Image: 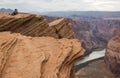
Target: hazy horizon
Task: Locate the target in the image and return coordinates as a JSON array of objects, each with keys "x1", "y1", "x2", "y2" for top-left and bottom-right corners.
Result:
[{"x1": 0, "y1": 0, "x2": 120, "y2": 12}]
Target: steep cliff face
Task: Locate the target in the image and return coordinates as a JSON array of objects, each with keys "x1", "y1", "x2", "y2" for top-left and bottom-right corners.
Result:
[
  {"x1": 69, "y1": 19, "x2": 120, "y2": 52},
  {"x1": 0, "y1": 13, "x2": 85, "y2": 78},
  {"x1": 0, "y1": 32, "x2": 84, "y2": 78},
  {"x1": 68, "y1": 19, "x2": 101, "y2": 52},
  {"x1": 105, "y1": 31, "x2": 120, "y2": 74},
  {"x1": 92, "y1": 20, "x2": 120, "y2": 41},
  {"x1": 0, "y1": 13, "x2": 74, "y2": 39}
]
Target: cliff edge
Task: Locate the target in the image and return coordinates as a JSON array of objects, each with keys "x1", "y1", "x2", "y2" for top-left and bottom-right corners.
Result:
[
  {"x1": 0, "y1": 13, "x2": 74, "y2": 39},
  {"x1": 0, "y1": 13, "x2": 84, "y2": 78}
]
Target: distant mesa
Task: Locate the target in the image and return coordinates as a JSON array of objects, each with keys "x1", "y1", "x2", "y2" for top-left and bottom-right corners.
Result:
[{"x1": 0, "y1": 8, "x2": 13, "y2": 13}]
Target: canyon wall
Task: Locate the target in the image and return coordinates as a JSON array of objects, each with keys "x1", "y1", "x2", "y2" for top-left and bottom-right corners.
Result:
[{"x1": 105, "y1": 31, "x2": 120, "y2": 74}]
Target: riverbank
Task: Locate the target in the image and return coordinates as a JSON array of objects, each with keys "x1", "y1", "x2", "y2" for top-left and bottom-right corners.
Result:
[
  {"x1": 75, "y1": 57, "x2": 104, "y2": 72},
  {"x1": 75, "y1": 49, "x2": 106, "y2": 65}
]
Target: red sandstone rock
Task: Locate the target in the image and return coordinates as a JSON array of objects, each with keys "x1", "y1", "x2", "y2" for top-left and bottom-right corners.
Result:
[
  {"x1": 0, "y1": 32, "x2": 84, "y2": 78},
  {"x1": 0, "y1": 13, "x2": 85, "y2": 78},
  {"x1": 49, "y1": 18, "x2": 74, "y2": 38},
  {"x1": 45, "y1": 16, "x2": 120, "y2": 52},
  {"x1": 105, "y1": 30, "x2": 120, "y2": 74},
  {"x1": 0, "y1": 13, "x2": 74, "y2": 39}
]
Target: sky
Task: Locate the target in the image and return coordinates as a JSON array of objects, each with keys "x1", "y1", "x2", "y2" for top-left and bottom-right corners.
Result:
[{"x1": 0, "y1": 0, "x2": 120, "y2": 12}]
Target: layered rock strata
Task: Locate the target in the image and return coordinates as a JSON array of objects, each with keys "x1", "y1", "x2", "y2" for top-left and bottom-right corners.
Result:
[
  {"x1": 0, "y1": 13, "x2": 74, "y2": 39},
  {"x1": 49, "y1": 18, "x2": 74, "y2": 38},
  {"x1": 0, "y1": 32, "x2": 84, "y2": 78},
  {"x1": 0, "y1": 13, "x2": 84, "y2": 78},
  {"x1": 44, "y1": 16, "x2": 120, "y2": 52},
  {"x1": 105, "y1": 31, "x2": 120, "y2": 74}
]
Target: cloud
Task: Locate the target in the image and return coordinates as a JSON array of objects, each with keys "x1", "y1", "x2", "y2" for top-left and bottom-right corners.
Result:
[{"x1": 0, "y1": 0, "x2": 120, "y2": 12}]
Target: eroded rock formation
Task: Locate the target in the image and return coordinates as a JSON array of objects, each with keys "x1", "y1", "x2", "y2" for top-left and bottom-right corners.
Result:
[
  {"x1": 49, "y1": 18, "x2": 74, "y2": 38},
  {"x1": 0, "y1": 13, "x2": 74, "y2": 39},
  {"x1": 0, "y1": 32, "x2": 84, "y2": 78},
  {"x1": 0, "y1": 13, "x2": 85, "y2": 78},
  {"x1": 105, "y1": 30, "x2": 120, "y2": 74},
  {"x1": 44, "y1": 16, "x2": 120, "y2": 53}
]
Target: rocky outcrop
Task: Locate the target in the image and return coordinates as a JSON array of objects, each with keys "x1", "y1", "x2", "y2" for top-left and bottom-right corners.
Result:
[
  {"x1": 44, "y1": 16, "x2": 120, "y2": 53},
  {"x1": 44, "y1": 16, "x2": 108, "y2": 52},
  {"x1": 0, "y1": 32, "x2": 84, "y2": 78},
  {"x1": 0, "y1": 13, "x2": 85, "y2": 78},
  {"x1": 49, "y1": 18, "x2": 74, "y2": 38},
  {"x1": 0, "y1": 13, "x2": 74, "y2": 39},
  {"x1": 105, "y1": 30, "x2": 120, "y2": 74}
]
